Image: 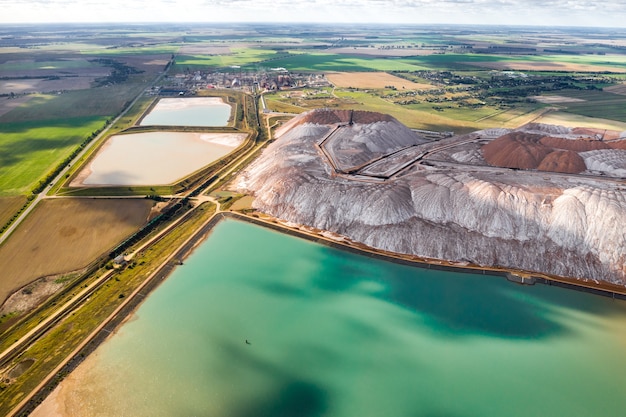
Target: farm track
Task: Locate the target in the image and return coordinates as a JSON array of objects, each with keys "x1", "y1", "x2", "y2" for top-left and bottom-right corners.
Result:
[{"x1": 0, "y1": 269, "x2": 115, "y2": 370}]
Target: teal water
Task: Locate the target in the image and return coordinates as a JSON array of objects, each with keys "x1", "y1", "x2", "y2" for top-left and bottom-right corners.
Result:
[{"x1": 60, "y1": 220, "x2": 626, "y2": 416}]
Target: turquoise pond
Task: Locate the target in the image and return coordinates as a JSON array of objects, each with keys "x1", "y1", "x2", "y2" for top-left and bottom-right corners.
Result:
[{"x1": 51, "y1": 219, "x2": 626, "y2": 416}]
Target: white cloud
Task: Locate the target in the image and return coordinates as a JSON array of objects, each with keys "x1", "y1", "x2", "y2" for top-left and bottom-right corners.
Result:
[{"x1": 0, "y1": 0, "x2": 624, "y2": 26}]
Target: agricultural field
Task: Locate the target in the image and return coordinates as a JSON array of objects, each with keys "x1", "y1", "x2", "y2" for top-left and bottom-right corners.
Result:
[
  {"x1": 260, "y1": 52, "x2": 424, "y2": 72},
  {"x1": 399, "y1": 53, "x2": 626, "y2": 72},
  {"x1": 173, "y1": 47, "x2": 281, "y2": 71},
  {"x1": 533, "y1": 110, "x2": 626, "y2": 132},
  {"x1": 326, "y1": 72, "x2": 433, "y2": 89},
  {"x1": 605, "y1": 83, "x2": 626, "y2": 95},
  {"x1": 173, "y1": 48, "x2": 431, "y2": 72},
  {"x1": 0, "y1": 198, "x2": 153, "y2": 305},
  {"x1": 0, "y1": 85, "x2": 146, "y2": 124},
  {"x1": 542, "y1": 90, "x2": 626, "y2": 122},
  {"x1": 265, "y1": 86, "x2": 545, "y2": 133},
  {"x1": 0, "y1": 63, "x2": 157, "y2": 197},
  {"x1": 0, "y1": 117, "x2": 106, "y2": 195},
  {"x1": 264, "y1": 98, "x2": 308, "y2": 114},
  {"x1": 0, "y1": 77, "x2": 94, "y2": 95},
  {"x1": 0, "y1": 58, "x2": 105, "y2": 78},
  {"x1": 338, "y1": 89, "x2": 521, "y2": 132},
  {"x1": 0, "y1": 196, "x2": 26, "y2": 229}
]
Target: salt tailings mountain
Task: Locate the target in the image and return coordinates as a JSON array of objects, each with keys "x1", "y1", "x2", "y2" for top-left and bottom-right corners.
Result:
[{"x1": 236, "y1": 109, "x2": 626, "y2": 287}]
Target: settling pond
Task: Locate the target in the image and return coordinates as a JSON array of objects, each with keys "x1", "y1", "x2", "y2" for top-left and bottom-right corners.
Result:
[
  {"x1": 140, "y1": 97, "x2": 231, "y2": 127},
  {"x1": 73, "y1": 132, "x2": 246, "y2": 186},
  {"x1": 35, "y1": 219, "x2": 626, "y2": 417}
]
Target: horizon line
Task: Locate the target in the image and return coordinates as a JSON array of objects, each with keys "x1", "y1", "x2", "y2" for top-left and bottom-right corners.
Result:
[{"x1": 1, "y1": 21, "x2": 626, "y2": 30}]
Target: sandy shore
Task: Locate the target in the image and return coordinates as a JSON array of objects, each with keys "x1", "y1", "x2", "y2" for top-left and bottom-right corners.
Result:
[
  {"x1": 30, "y1": 386, "x2": 63, "y2": 417},
  {"x1": 68, "y1": 137, "x2": 115, "y2": 187},
  {"x1": 31, "y1": 354, "x2": 103, "y2": 417}
]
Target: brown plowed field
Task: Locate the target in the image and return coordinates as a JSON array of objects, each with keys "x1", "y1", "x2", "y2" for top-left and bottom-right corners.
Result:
[
  {"x1": 0, "y1": 198, "x2": 152, "y2": 305},
  {"x1": 327, "y1": 72, "x2": 433, "y2": 90},
  {"x1": 469, "y1": 61, "x2": 626, "y2": 73},
  {"x1": 0, "y1": 196, "x2": 26, "y2": 229},
  {"x1": 0, "y1": 77, "x2": 95, "y2": 95},
  {"x1": 605, "y1": 84, "x2": 626, "y2": 96}
]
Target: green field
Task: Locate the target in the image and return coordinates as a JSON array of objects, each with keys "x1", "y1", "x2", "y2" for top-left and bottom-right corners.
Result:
[
  {"x1": 173, "y1": 48, "x2": 280, "y2": 70},
  {"x1": 262, "y1": 52, "x2": 425, "y2": 72},
  {"x1": 0, "y1": 58, "x2": 99, "y2": 72},
  {"x1": 0, "y1": 84, "x2": 145, "y2": 123},
  {"x1": 80, "y1": 45, "x2": 180, "y2": 56},
  {"x1": 176, "y1": 49, "x2": 430, "y2": 72},
  {"x1": 399, "y1": 53, "x2": 516, "y2": 70},
  {"x1": 331, "y1": 90, "x2": 489, "y2": 132},
  {"x1": 265, "y1": 98, "x2": 308, "y2": 114},
  {"x1": 547, "y1": 90, "x2": 626, "y2": 122},
  {"x1": 267, "y1": 86, "x2": 546, "y2": 133},
  {"x1": 0, "y1": 117, "x2": 106, "y2": 195},
  {"x1": 260, "y1": 52, "x2": 626, "y2": 72},
  {"x1": 534, "y1": 54, "x2": 626, "y2": 68},
  {"x1": 0, "y1": 83, "x2": 151, "y2": 196},
  {"x1": 178, "y1": 49, "x2": 626, "y2": 73},
  {"x1": 397, "y1": 53, "x2": 626, "y2": 71}
]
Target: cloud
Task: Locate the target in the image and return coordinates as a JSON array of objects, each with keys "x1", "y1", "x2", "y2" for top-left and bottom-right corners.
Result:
[{"x1": 0, "y1": 0, "x2": 624, "y2": 26}]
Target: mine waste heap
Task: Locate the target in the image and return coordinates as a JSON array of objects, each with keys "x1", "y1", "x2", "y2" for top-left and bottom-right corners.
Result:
[{"x1": 236, "y1": 108, "x2": 626, "y2": 288}]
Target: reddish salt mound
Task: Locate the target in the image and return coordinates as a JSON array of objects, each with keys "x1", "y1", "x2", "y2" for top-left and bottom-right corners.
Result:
[
  {"x1": 294, "y1": 109, "x2": 352, "y2": 125},
  {"x1": 537, "y1": 150, "x2": 586, "y2": 174},
  {"x1": 292, "y1": 108, "x2": 394, "y2": 126},
  {"x1": 482, "y1": 132, "x2": 551, "y2": 169},
  {"x1": 352, "y1": 111, "x2": 395, "y2": 124},
  {"x1": 539, "y1": 136, "x2": 610, "y2": 152},
  {"x1": 572, "y1": 127, "x2": 623, "y2": 140},
  {"x1": 607, "y1": 139, "x2": 626, "y2": 150}
]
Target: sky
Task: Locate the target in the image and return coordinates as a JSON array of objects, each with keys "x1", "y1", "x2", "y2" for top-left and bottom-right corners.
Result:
[{"x1": 1, "y1": 0, "x2": 625, "y2": 27}]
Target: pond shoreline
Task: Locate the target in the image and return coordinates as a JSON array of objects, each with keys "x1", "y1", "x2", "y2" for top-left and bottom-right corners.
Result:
[{"x1": 16, "y1": 210, "x2": 626, "y2": 416}]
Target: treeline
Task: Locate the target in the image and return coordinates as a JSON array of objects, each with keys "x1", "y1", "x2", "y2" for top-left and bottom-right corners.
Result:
[
  {"x1": 30, "y1": 94, "x2": 139, "y2": 195},
  {"x1": 0, "y1": 195, "x2": 35, "y2": 235},
  {"x1": 30, "y1": 121, "x2": 110, "y2": 194},
  {"x1": 91, "y1": 59, "x2": 143, "y2": 87},
  {"x1": 2, "y1": 109, "x2": 122, "y2": 235},
  {"x1": 1, "y1": 118, "x2": 115, "y2": 236},
  {"x1": 109, "y1": 198, "x2": 192, "y2": 259}
]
